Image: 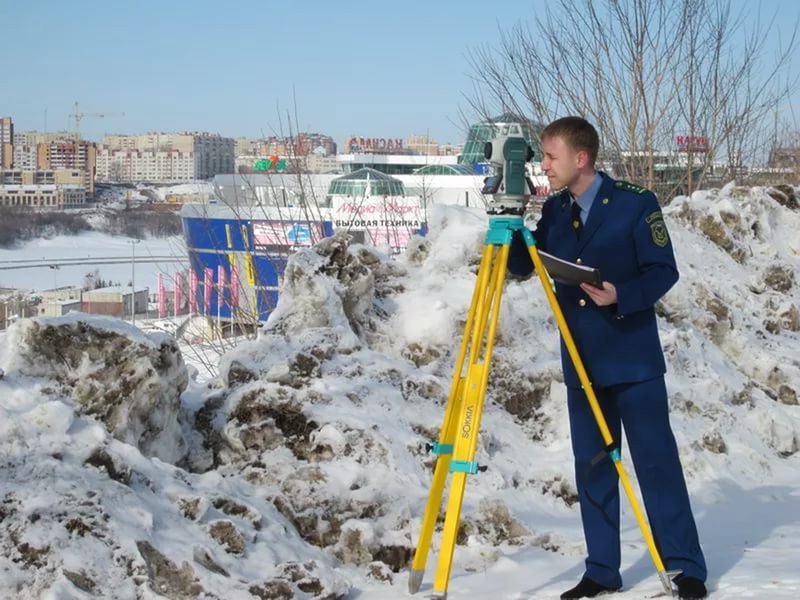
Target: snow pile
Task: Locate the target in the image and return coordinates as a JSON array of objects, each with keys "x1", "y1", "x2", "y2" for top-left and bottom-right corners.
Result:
[
  {"x1": 206, "y1": 228, "x2": 560, "y2": 565},
  {"x1": 0, "y1": 316, "x2": 350, "y2": 599},
  {"x1": 660, "y1": 185, "x2": 800, "y2": 461},
  {"x1": 0, "y1": 315, "x2": 191, "y2": 464}
]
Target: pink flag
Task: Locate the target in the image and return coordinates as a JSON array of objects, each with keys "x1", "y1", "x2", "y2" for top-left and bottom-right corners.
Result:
[
  {"x1": 204, "y1": 267, "x2": 213, "y2": 314},
  {"x1": 189, "y1": 270, "x2": 198, "y2": 313},
  {"x1": 230, "y1": 265, "x2": 239, "y2": 308},
  {"x1": 173, "y1": 271, "x2": 183, "y2": 316},
  {"x1": 157, "y1": 272, "x2": 166, "y2": 318},
  {"x1": 217, "y1": 265, "x2": 226, "y2": 313}
]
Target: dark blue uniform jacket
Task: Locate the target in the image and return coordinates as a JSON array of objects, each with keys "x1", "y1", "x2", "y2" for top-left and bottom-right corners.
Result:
[{"x1": 508, "y1": 172, "x2": 678, "y2": 388}]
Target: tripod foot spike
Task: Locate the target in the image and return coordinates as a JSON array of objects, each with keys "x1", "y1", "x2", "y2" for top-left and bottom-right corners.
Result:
[
  {"x1": 658, "y1": 569, "x2": 681, "y2": 597},
  {"x1": 408, "y1": 569, "x2": 425, "y2": 594}
]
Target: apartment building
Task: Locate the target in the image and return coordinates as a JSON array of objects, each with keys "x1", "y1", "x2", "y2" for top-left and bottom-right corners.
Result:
[
  {"x1": 0, "y1": 117, "x2": 13, "y2": 169},
  {"x1": 235, "y1": 137, "x2": 259, "y2": 157},
  {"x1": 407, "y1": 134, "x2": 464, "y2": 157},
  {"x1": 96, "y1": 148, "x2": 195, "y2": 182},
  {"x1": 37, "y1": 140, "x2": 97, "y2": 196},
  {"x1": 9, "y1": 131, "x2": 81, "y2": 171},
  {"x1": 13, "y1": 145, "x2": 38, "y2": 169},
  {"x1": 236, "y1": 134, "x2": 337, "y2": 158},
  {"x1": 100, "y1": 132, "x2": 234, "y2": 180},
  {"x1": 13, "y1": 131, "x2": 78, "y2": 146},
  {"x1": 305, "y1": 153, "x2": 340, "y2": 173}
]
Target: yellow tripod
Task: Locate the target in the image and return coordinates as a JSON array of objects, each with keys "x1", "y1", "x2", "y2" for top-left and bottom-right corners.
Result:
[{"x1": 408, "y1": 216, "x2": 675, "y2": 598}]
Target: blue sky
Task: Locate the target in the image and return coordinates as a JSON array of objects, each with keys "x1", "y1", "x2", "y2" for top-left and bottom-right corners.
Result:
[{"x1": 1, "y1": 0, "x2": 797, "y2": 146}]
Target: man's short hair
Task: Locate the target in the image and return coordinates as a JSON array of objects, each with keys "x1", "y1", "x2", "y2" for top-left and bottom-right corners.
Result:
[{"x1": 541, "y1": 116, "x2": 599, "y2": 165}]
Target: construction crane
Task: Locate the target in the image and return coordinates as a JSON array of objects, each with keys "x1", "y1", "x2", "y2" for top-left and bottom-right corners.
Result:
[{"x1": 69, "y1": 101, "x2": 125, "y2": 138}]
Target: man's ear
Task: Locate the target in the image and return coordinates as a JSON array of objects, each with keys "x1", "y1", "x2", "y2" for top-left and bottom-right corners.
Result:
[{"x1": 575, "y1": 149, "x2": 590, "y2": 169}]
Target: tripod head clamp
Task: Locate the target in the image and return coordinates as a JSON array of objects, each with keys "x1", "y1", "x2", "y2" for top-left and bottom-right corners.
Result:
[{"x1": 481, "y1": 123, "x2": 536, "y2": 216}]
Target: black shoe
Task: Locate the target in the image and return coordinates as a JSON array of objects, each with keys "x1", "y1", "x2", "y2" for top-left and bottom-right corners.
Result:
[
  {"x1": 560, "y1": 577, "x2": 621, "y2": 599},
  {"x1": 675, "y1": 576, "x2": 707, "y2": 599}
]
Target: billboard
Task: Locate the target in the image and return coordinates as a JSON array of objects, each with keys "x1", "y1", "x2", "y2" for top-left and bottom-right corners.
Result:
[
  {"x1": 252, "y1": 221, "x2": 326, "y2": 248},
  {"x1": 675, "y1": 135, "x2": 709, "y2": 153},
  {"x1": 331, "y1": 196, "x2": 425, "y2": 251},
  {"x1": 346, "y1": 136, "x2": 404, "y2": 153},
  {"x1": 253, "y1": 156, "x2": 287, "y2": 171}
]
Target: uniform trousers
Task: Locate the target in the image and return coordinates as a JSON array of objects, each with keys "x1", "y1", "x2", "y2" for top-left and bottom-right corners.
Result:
[{"x1": 567, "y1": 376, "x2": 707, "y2": 588}]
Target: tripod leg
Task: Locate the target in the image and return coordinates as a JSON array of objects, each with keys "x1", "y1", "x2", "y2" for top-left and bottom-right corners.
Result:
[
  {"x1": 432, "y1": 245, "x2": 511, "y2": 599},
  {"x1": 409, "y1": 245, "x2": 496, "y2": 594},
  {"x1": 525, "y1": 242, "x2": 673, "y2": 596}
]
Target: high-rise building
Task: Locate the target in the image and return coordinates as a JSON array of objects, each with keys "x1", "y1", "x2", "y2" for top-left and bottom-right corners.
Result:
[
  {"x1": 235, "y1": 137, "x2": 259, "y2": 157},
  {"x1": 12, "y1": 145, "x2": 38, "y2": 170},
  {"x1": 239, "y1": 133, "x2": 337, "y2": 158},
  {"x1": 96, "y1": 148, "x2": 195, "y2": 182},
  {"x1": 13, "y1": 131, "x2": 78, "y2": 146},
  {"x1": 294, "y1": 133, "x2": 337, "y2": 157},
  {"x1": 0, "y1": 117, "x2": 13, "y2": 169},
  {"x1": 37, "y1": 140, "x2": 97, "y2": 196},
  {"x1": 407, "y1": 134, "x2": 439, "y2": 155},
  {"x1": 101, "y1": 132, "x2": 234, "y2": 179}
]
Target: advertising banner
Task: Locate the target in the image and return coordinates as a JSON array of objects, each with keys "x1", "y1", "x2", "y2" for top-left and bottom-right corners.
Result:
[{"x1": 331, "y1": 196, "x2": 425, "y2": 251}]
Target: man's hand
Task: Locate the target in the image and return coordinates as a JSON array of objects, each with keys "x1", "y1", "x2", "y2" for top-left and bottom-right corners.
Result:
[{"x1": 580, "y1": 281, "x2": 617, "y2": 306}]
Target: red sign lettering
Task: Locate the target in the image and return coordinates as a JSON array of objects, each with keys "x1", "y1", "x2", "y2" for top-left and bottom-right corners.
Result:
[
  {"x1": 346, "y1": 136, "x2": 404, "y2": 153},
  {"x1": 675, "y1": 135, "x2": 709, "y2": 152}
]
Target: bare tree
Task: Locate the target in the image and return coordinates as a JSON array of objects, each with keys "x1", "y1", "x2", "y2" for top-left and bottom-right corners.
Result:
[{"x1": 467, "y1": 0, "x2": 797, "y2": 199}]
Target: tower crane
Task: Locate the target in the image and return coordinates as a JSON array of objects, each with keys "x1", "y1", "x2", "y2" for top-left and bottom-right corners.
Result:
[{"x1": 69, "y1": 101, "x2": 125, "y2": 138}]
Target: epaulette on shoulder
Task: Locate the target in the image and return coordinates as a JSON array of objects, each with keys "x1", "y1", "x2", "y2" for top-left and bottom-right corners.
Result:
[{"x1": 614, "y1": 180, "x2": 650, "y2": 195}]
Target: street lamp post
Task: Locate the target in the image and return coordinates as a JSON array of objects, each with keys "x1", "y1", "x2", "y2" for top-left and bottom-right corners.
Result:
[
  {"x1": 128, "y1": 239, "x2": 140, "y2": 326},
  {"x1": 48, "y1": 264, "x2": 60, "y2": 289}
]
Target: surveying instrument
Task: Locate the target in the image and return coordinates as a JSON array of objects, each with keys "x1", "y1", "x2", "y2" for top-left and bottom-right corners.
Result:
[{"x1": 407, "y1": 125, "x2": 678, "y2": 598}]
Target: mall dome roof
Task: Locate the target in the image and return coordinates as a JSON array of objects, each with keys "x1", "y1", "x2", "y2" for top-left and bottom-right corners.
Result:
[
  {"x1": 328, "y1": 167, "x2": 405, "y2": 197},
  {"x1": 414, "y1": 164, "x2": 475, "y2": 176},
  {"x1": 331, "y1": 167, "x2": 402, "y2": 182}
]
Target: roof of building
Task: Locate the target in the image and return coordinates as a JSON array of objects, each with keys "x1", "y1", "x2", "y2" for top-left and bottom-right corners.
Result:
[
  {"x1": 84, "y1": 286, "x2": 148, "y2": 295},
  {"x1": 414, "y1": 164, "x2": 475, "y2": 176},
  {"x1": 330, "y1": 167, "x2": 402, "y2": 183},
  {"x1": 328, "y1": 167, "x2": 406, "y2": 197}
]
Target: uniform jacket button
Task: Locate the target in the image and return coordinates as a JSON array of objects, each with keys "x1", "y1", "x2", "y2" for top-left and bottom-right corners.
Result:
[
  {"x1": 579, "y1": 298, "x2": 587, "y2": 307},
  {"x1": 576, "y1": 258, "x2": 582, "y2": 264}
]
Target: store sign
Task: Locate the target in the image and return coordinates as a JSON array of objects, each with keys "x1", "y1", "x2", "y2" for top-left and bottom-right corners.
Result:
[
  {"x1": 331, "y1": 197, "x2": 425, "y2": 251},
  {"x1": 254, "y1": 156, "x2": 287, "y2": 171},
  {"x1": 337, "y1": 201, "x2": 418, "y2": 215},
  {"x1": 675, "y1": 135, "x2": 709, "y2": 153},
  {"x1": 347, "y1": 136, "x2": 404, "y2": 153}
]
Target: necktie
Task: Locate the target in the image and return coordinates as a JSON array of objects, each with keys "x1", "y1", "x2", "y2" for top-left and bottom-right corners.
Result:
[{"x1": 571, "y1": 201, "x2": 583, "y2": 238}]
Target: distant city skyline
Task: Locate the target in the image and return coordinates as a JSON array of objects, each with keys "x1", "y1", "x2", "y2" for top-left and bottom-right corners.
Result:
[{"x1": 1, "y1": 0, "x2": 797, "y2": 146}]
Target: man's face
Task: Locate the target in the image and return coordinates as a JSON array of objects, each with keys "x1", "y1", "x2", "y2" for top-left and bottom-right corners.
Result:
[{"x1": 540, "y1": 135, "x2": 585, "y2": 191}]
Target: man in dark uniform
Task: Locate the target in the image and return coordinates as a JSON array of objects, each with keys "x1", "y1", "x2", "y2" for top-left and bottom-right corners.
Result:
[{"x1": 507, "y1": 117, "x2": 707, "y2": 599}]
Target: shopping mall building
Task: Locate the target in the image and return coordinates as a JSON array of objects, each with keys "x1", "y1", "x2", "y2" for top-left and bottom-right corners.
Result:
[{"x1": 181, "y1": 114, "x2": 547, "y2": 330}]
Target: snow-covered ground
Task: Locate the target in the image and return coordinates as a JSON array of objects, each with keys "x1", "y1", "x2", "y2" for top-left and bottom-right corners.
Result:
[
  {"x1": 0, "y1": 232, "x2": 187, "y2": 292},
  {"x1": 0, "y1": 183, "x2": 798, "y2": 599}
]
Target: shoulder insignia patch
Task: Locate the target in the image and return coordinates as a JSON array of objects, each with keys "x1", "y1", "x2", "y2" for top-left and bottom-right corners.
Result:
[
  {"x1": 650, "y1": 218, "x2": 669, "y2": 247},
  {"x1": 614, "y1": 180, "x2": 648, "y2": 195},
  {"x1": 645, "y1": 210, "x2": 663, "y2": 224}
]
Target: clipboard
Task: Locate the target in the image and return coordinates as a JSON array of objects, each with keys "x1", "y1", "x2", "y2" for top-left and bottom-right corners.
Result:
[{"x1": 538, "y1": 250, "x2": 603, "y2": 288}]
